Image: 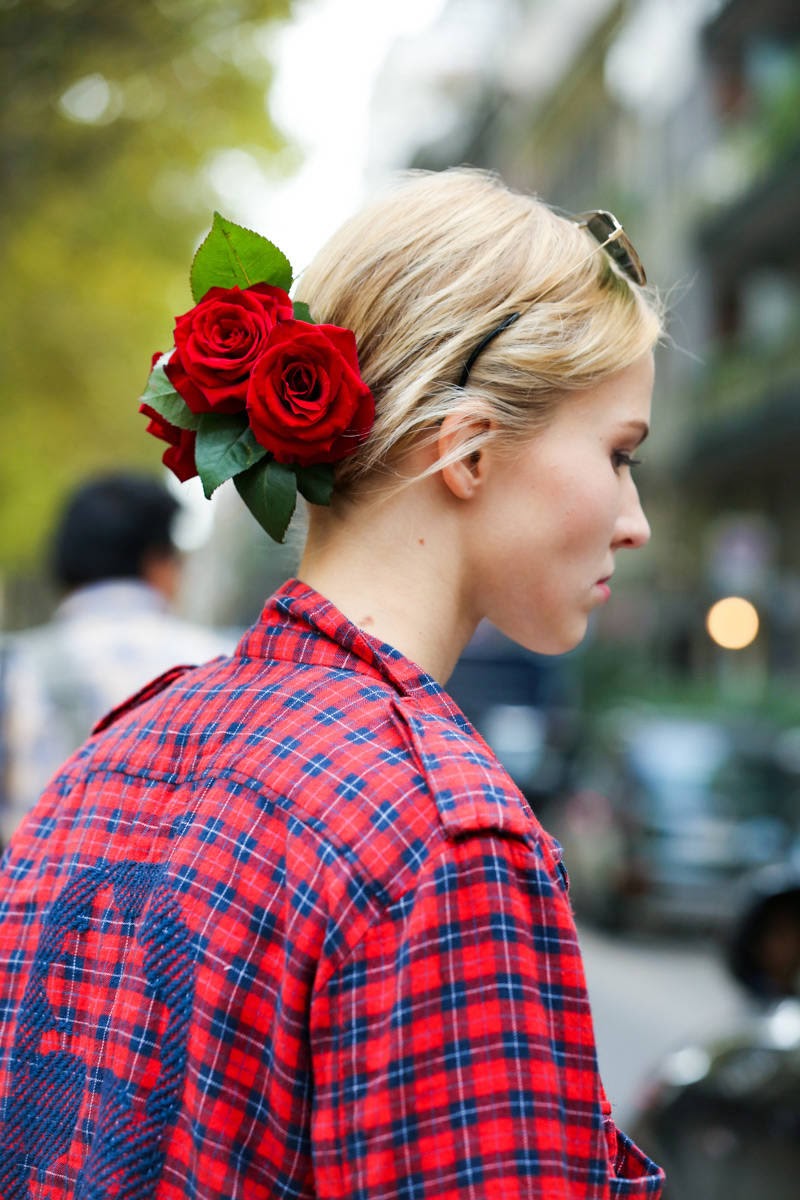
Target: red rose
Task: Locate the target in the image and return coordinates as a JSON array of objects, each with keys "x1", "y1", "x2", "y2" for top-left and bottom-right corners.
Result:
[
  {"x1": 166, "y1": 283, "x2": 294, "y2": 415},
  {"x1": 140, "y1": 403, "x2": 198, "y2": 483},
  {"x1": 246, "y1": 321, "x2": 375, "y2": 466}
]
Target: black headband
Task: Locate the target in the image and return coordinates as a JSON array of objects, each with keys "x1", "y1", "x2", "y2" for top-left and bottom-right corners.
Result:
[{"x1": 458, "y1": 312, "x2": 521, "y2": 388}]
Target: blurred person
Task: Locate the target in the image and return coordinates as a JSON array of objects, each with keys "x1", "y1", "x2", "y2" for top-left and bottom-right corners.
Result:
[
  {"x1": 0, "y1": 171, "x2": 665, "y2": 1197},
  {"x1": 0, "y1": 472, "x2": 231, "y2": 844}
]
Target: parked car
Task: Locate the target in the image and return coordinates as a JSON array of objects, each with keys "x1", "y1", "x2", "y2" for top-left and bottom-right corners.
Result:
[
  {"x1": 549, "y1": 711, "x2": 800, "y2": 931},
  {"x1": 628, "y1": 867, "x2": 800, "y2": 1199}
]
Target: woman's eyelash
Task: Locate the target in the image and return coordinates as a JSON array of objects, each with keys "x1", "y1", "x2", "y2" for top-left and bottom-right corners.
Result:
[{"x1": 613, "y1": 451, "x2": 643, "y2": 469}]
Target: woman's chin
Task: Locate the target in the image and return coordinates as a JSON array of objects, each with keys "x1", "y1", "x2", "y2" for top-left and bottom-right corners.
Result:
[{"x1": 502, "y1": 617, "x2": 588, "y2": 658}]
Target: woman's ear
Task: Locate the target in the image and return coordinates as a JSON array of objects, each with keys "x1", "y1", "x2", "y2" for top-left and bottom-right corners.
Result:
[{"x1": 437, "y1": 408, "x2": 494, "y2": 500}]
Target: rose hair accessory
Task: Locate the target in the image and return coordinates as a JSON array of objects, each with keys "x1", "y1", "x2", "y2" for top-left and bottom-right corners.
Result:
[{"x1": 139, "y1": 214, "x2": 375, "y2": 542}]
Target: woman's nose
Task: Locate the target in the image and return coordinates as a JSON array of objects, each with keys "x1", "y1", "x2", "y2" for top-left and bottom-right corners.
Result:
[{"x1": 613, "y1": 483, "x2": 651, "y2": 550}]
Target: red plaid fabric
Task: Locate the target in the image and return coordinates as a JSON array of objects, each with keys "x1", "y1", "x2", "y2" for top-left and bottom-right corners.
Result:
[{"x1": 0, "y1": 579, "x2": 663, "y2": 1198}]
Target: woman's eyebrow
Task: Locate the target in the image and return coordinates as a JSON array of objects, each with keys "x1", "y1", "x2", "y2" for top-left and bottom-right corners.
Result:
[{"x1": 619, "y1": 419, "x2": 650, "y2": 445}]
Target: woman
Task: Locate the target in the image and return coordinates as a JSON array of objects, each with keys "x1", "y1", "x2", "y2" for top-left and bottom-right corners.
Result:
[{"x1": 0, "y1": 169, "x2": 664, "y2": 1197}]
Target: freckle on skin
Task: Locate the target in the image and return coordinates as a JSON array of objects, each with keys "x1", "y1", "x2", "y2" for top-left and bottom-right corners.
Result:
[
  {"x1": 360, "y1": 615, "x2": 374, "y2": 627},
  {"x1": 418, "y1": 538, "x2": 425, "y2": 546}
]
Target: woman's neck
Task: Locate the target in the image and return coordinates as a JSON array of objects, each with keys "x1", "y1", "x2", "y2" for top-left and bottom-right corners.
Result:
[{"x1": 297, "y1": 483, "x2": 477, "y2": 685}]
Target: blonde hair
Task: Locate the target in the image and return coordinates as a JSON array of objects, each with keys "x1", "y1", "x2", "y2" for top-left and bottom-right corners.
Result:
[{"x1": 295, "y1": 168, "x2": 663, "y2": 493}]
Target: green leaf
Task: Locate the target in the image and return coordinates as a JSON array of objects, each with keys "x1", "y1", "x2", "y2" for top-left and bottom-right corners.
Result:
[
  {"x1": 295, "y1": 462, "x2": 335, "y2": 506},
  {"x1": 292, "y1": 300, "x2": 315, "y2": 324},
  {"x1": 139, "y1": 363, "x2": 200, "y2": 430},
  {"x1": 194, "y1": 413, "x2": 266, "y2": 498},
  {"x1": 190, "y1": 212, "x2": 293, "y2": 302},
  {"x1": 234, "y1": 458, "x2": 297, "y2": 543}
]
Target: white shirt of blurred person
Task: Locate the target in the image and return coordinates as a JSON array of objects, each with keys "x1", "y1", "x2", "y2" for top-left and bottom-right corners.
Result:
[{"x1": 0, "y1": 473, "x2": 232, "y2": 847}]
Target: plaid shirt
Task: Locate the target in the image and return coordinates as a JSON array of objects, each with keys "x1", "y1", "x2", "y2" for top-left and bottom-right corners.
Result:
[{"x1": 0, "y1": 579, "x2": 663, "y2": 1198}]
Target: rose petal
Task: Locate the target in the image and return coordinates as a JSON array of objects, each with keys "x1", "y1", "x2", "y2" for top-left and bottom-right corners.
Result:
[
  {"x1": 171, "y1": 283, "x2": 293, "y2": 411},
  {"x1": 246, "y1": 322, "x2": 373, "y2": 467},
  {"x1": 140, "y1": 403, "x2": 198, "y2": 482}
]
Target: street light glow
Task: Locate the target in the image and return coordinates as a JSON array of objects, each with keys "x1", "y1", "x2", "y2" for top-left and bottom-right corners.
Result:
[{"x1": 706, "y1": 596, "x2": 759, "y2": 650}]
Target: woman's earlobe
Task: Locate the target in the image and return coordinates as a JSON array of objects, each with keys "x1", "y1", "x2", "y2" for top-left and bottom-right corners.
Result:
[
  {"x1": 441, "y1": 453, "x2": 482, "y2": 500},
  {"x1": 437, "y1": 410, "x2": 491, "y2": 500}
]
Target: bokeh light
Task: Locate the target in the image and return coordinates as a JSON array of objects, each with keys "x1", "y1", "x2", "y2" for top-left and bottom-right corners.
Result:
[{"x1": 705, "y1": 597, "x2": 760, "y2": 650}]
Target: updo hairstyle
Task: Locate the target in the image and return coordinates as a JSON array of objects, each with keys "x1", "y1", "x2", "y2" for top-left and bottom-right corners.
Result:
[{"x1": 295, "y1": 168, "x2": 663, "y2": 494}]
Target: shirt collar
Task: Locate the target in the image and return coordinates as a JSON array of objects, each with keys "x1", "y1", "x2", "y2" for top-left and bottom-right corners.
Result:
[{"x1": 235, "y1": 578, "x2": 468, "y2": 724}]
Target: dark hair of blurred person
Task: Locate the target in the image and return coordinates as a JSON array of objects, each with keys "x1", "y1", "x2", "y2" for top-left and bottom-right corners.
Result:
[{"x1": 51, "y1": 471, "x2": 182, "y2": 600}]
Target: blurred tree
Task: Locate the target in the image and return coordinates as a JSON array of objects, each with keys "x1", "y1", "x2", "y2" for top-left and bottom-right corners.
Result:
[{"x1": 0, "y1": 0, "x2": 296, "y2": 569}]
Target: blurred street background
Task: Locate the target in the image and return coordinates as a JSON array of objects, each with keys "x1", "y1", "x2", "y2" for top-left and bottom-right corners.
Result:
[{"x1": 2, "y1": 2, "x2": 800, "y2": 1195}]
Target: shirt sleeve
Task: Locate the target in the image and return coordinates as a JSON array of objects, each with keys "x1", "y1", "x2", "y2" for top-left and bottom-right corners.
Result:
[{"x1": 309, "y1": 830, "x2": 642, "y2": 1200}]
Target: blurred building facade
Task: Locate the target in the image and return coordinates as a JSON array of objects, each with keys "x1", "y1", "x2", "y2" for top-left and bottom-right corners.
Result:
[
  {"x1": 689, "y1": 0, "x2": 800, "y2": 686},
  {"x1": 369, "y1": 0, "x2": 800, "y2": 709}
]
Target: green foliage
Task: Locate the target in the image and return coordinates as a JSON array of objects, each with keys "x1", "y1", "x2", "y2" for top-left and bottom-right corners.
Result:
[
  {"x1": 195, "y1": 414, "x2": 266, "y2": 499},
  {"x1": 191, "y1": 213, "x2": 293, "y2": 301},
  {"x1": 234, "y1": 458, "x2": 297, "y2": 543},
  {"x1": 0, "y1": 0, "x2": 295, "y2": 569},
  {"x1": 295, "y1": 463, "x2": 335, "y2": 505},
  {"x1": 139, "y1": 364, "x2": 201, "y2": 429},
  {"x1": 292, "y1": 300, "x2": 315, "y2": 324}
]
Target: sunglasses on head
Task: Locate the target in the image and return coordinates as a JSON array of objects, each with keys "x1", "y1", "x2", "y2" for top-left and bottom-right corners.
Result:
[{"x1": 574, "y1": 209, "x2": 647, "y2": 286}]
